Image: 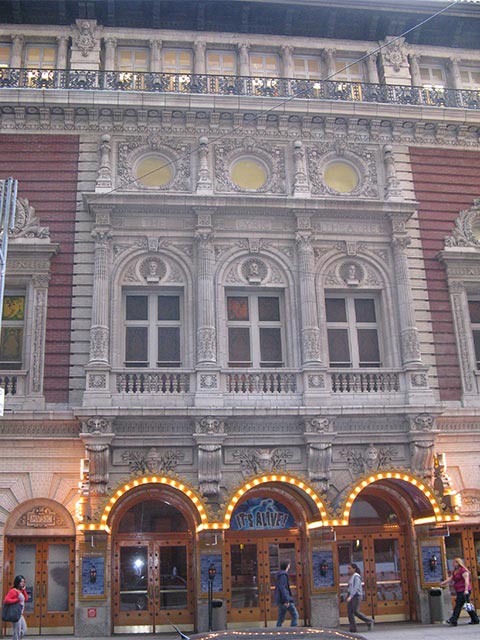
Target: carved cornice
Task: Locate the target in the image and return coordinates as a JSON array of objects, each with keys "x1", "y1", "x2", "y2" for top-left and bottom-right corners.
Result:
[{"x1": 1, "y1": 106, "x2": 479, "y2": 148}]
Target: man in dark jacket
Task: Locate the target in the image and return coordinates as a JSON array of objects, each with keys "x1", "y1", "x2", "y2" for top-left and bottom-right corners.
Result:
[{"x1": 274, "y1": 561, "x2": 299, "y2": 627}]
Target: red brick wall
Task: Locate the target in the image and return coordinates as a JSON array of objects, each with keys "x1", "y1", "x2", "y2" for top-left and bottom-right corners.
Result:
[
  {"x1": 0, "y1": 134, "x2": 79, "y2": 403},
  {"x1": 410, "y1": 147, "x2": 480, "y2": 401}
]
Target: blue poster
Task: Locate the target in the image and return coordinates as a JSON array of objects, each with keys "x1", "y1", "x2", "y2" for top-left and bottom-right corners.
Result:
[
  {"x1": 421, "y1": 545, "x2": 444, "y2": 584},
  {"x1": 230, "y1": 498, "x2": 295, "y2": 530},
  {"x1": 81, "y1": 556, "x2": 105, "y2": 597},
  {"x1": 200, "y1": 554, "x2": 223, "y2": 593},
  {"x1": 312, "y1": 550, "x2": 335, "y2": 588}
]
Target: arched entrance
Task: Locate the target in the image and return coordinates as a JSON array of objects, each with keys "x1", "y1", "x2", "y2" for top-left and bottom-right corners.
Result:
[
  {"x1": 224, "y1": 478, "x2": 326, "y2": 628},
  {"x1": 337, "y1": 474, "x2": 443, "y2": 624},
  {"x1": 3, "y1": 499, "x2": 76, "y2": 635},
  {"x1": 109, "y1": 483, "x2": 200, "y2": 634}
]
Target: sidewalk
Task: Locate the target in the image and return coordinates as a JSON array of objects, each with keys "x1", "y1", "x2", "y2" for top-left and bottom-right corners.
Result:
[{"x1": 18, "y1": 622, "x2": 480, "y2": 640}]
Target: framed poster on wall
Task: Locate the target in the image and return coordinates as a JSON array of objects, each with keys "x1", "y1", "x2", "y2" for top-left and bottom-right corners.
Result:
[
  {"x1": 81, "y1": 556, "x2": 106, "y2": 598},
  {"x1": 312, "y1": 545, "x2": 335, "y2": 589},
  {"x1": 419, "y1": 541, "x2": 446, "y2": 587}
]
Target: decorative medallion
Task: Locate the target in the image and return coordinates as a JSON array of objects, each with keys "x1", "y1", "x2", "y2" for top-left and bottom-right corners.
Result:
[
  {"x1": 241, "y1": 258, "x2": 268, "y2": 283},
  {"x1": 444, "y1": 198, "x2": 480, "y2": 248},
  {"x1": 139, "y1": 257, "x2": 167, "y2": 283},
  {"x1": 340, "y1": 261, "x2": 364, "y2": 286}
]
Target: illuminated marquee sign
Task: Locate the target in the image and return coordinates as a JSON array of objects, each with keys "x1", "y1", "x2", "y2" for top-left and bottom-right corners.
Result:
[{"x1": 230, "y1": 498, "x2": 295, "y2": 530}]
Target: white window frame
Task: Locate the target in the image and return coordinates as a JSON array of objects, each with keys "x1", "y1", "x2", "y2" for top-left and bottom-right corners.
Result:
[
  {"x1": 0, "y1": 288, "x2": 27, "y2": 371},
  {"x1": 206, "y1": 49, "x2": 237, "y2": 75},
  {"x1": 325, "y1": 293, "x2": 383, "y2": 368},
  {"x1": 0, "y1": 43, "x2": 11, "y2": 68},
  {"x1": 249, "y1": 52, "x2": 280, "y2": 77},
  {"x1": 293, "y1": 54, "x2": 322, "y2": 80},
  {"x1": 459, "y1": 65, "x2": 480, "y2": 90},
  {"x1": 162, "y1": 48, "x2": 193, "y2": 73},
  {"x1": 334, "y1": 56, "x2": 365, "y2": 82},
  {"x1": 468, "y1": 296, "x2": 480, "y2": 369},
  {"x1": 419, "y1": 62, "x2": 447, "y2": 88},
  {"x1": 117, "y1": 46, "x2": 150, "y2": 72},
  {"x1": 24, "y1": 43, "x2": 57, "y2": 69},
  {"x1": 123, "y1": 290, "x2": 184, "y2": 369},
  {"x1": 226, "y1": 291, "x2": 285, "y2": 368}
]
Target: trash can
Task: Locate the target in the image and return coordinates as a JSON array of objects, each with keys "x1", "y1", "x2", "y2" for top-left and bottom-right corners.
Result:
[
  {"x1": 429, "y1": 588, "x2": 445, "y2": 623},
  {"x1": 211, "y1": 599, "x2": 224, "y2": 631}
]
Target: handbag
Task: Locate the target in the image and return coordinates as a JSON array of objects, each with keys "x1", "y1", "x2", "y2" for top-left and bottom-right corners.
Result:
[
  {"x1": 463, "y1": 596, "x2": 475, "y2": 613},
  {"x1": 1, "y1": 602, "x2": 22, "y2": 623}
]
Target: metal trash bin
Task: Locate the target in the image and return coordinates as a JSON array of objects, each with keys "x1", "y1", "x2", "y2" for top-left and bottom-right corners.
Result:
[
  {"x1": 429, "y1": 588, "x2": 445, "y2": 623},
  {"x1": 211, "y1": 599, "x2": 224, "y2": 631}
]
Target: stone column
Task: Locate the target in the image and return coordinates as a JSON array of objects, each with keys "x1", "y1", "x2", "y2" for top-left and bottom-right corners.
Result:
[
  {"x1": 89, "y1": 226, "x2": 112, "y2": 365},
  {"x1": 280, "y1": 45, "x2": 294, "y2": 78},
  {"x1": 193, "y1": 41, "x2": 206, "y2": 75},
  {"x1": 408, "y1": 53, "x2": 422, "y2": 87},
  {"x1": 447, "y1": 58, "x2": 461, "y2": 90},
  {"x1": 238, "y1": 43, "x2": 250, "y2": 76},
  {"x1": 195, "y1": 213, "x2": 216, "y2": 366},
  {"x1": 447, "y1": 280, "x2": 477, "y2": 399},
  {"x1": 104, "y1": 37, "x2": 117, "y2": 70},
  {"x1": 150, "y1": 39, "x2": 162, "y2": 72},
  {"x1": 324, "y1": 49, "x2": 336, "y2": 78},
  {"x1": 391, "y1": 234, "x2": 422, "y2": 367},
  {"x1": 56, "y1": 35, "x2": 69, "y2": 69},
  {"x1": 366, "y1": 53, "x2": 379, "y2": 84},
  {"x1": 10, "y1": 35, "x2": 24, "y2": 68},
  {"x1": 295, "y1": 221, "x2": 322, "y2": 366},
  {"x1": 28, "y1": 273, "x2": 50, "y2": 402}
]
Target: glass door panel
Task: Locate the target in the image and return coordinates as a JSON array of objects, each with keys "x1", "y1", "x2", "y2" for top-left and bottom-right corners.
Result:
[
  {"x1": 159, "y1": 545, "x2": 188, "y2": 610},
  {"x1": 230, "y1": 543, "x2": 260, "y2": 619},
  {"x1": 373, "y1": 539, "x2": 403, "y2": 602},
  {"x1": 266, "y1": 542, "x2": 299, "y2": 625},
  {"x1": 14, "y1": 543, "x2": 37, "y2": 616},
  {"x1": 338, "y1": 539, "x2": 366, "y2": 620},
  {"x1": 47, "y1": 544, "x2": 69, "y2": 612},
  {"x1": 119, "y1": 546, "x2": 150, "y2": 613}
]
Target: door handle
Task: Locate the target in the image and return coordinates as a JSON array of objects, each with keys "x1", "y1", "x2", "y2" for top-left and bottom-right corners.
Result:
[
  {"x1": 155, "y1": 585, "x2": 160, "y2": 599},
  {"x1": 42, "y1": 582, "x2": 46, "y2": 597},
  {"x1": 36, "y1": 582, "x2": 40, "y2": 598}
]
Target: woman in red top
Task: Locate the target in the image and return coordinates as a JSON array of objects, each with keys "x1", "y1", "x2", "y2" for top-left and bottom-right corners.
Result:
[
  {"x1": 4, "y1": 575, "x2": 28, "y2": 640},
  {"x1": 441, "y1": 557, "x2": 479, "y2": 626}
]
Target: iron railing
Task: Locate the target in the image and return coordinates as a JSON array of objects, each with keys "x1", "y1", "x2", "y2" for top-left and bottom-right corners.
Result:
[{"x1": 0, "y1": 68, "x2": 479, "y2": 110}]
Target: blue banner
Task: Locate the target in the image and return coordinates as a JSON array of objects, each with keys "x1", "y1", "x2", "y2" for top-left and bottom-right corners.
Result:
[{"x1": 230, "y1": 498, "x2": 295, "y2": 530}]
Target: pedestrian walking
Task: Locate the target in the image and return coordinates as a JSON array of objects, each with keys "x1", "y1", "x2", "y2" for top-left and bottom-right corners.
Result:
[
  {"x1": 345, "y1": 563, "x2": 374, "y2": 633},
  {"x1": 3, "y1": 575, "x2": 28, "y2": 640},
  {"x1": 441, "y1": 557, "x2": 479, "y2": 626},
  {"x1": 274, "y1": 560, "x2": 299, "y2": 627}
]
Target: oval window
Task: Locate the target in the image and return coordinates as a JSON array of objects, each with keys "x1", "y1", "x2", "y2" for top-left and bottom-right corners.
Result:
[
  {"x1": 231, "y1": 158, "x2": 267, "y2": 190},
  {"x1": 324, "y1": 161, "x2": 359, "y2": 194},
  {"x1": 135, "y1": 155, "x2": 173, "y2": 188}
]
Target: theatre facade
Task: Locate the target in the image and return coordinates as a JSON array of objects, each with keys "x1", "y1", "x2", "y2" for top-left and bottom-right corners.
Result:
[{"x1": 0, "y1": 0, "x2": 480, "y2": 635}]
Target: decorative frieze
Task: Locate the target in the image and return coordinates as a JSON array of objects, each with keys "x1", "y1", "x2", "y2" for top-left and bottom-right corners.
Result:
[
  {"x1": 339, "y1": 443, "x2": 397, "y2": 475},
  {"x1": 233, "y1": 448, "x2": 293, "y2": 477},
  {"x1": 121, "y1": 448, "x2": 184, "y2": 475}
]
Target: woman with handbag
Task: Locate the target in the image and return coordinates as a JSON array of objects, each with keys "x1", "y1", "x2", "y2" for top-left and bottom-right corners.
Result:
[
  {"x1": 3, "y1": 575, "x2": 28, "y2": 640},
  {"x1": 441, "y1": 557, "x2": 479, "y2": 626}
]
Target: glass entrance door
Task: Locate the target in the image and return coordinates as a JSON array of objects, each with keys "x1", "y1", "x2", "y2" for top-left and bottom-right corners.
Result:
[
  {"x1": 5, "y1": 537, "x2": 74, "y2": 635},
  {"x1": 338, "y1": 532, "x2": 409, "y2": 622},
  {"x1": 113, "y1": 537, "x2": 192, "y2": 634},
  {"x1": 226, "y1": 535, "x2": 304, "y2": 627}
]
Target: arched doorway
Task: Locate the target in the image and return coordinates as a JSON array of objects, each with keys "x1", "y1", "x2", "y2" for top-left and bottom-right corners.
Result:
[
  {"x1": 224, "y1": 480, "x2": 323, "y2": 628},
  {"x1": 336, "y1": 472, "x2": 444, "y2": 624},
  {"x1": 3, "y1": 499, "x2": 76, "y2": 635},
  {"x1": 110, "y1": 485, "x2": 199, "y2": 634}
]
